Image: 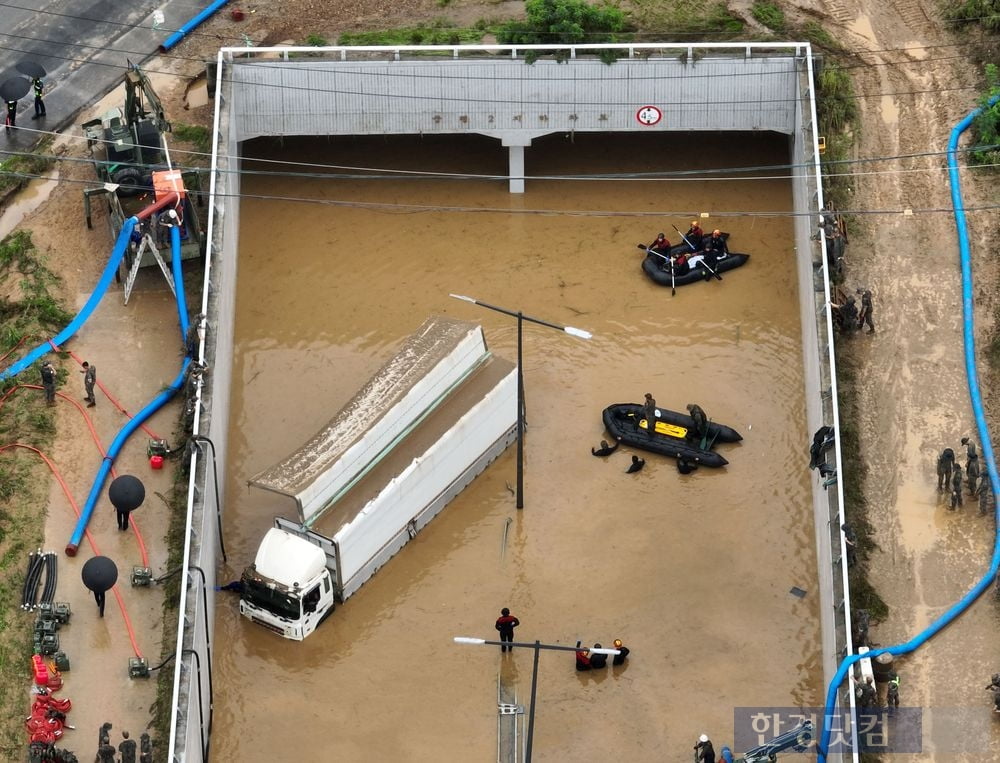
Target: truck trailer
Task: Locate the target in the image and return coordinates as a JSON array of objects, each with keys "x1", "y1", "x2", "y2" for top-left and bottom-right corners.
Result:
[{"x1": 239, "y1": 316, "x2": 518, "y2": 640}]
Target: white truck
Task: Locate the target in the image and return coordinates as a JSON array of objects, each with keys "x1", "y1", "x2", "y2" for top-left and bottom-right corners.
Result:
[{"x1": 239, "y1": 317, "x2": 518, "y2": 640}]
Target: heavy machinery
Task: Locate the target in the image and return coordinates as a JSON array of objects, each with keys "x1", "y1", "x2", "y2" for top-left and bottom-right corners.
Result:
[{"x1": 81, "y1": 60, "x2": 204, "y2": 284}]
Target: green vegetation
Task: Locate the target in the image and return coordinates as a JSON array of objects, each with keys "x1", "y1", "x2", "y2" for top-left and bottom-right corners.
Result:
[
  {"x1": 798, "y1": 21, "x2": 844, "y2": 52},
  {"x1": 751, "y1": 0, "x2": 785, "y2": 32},
  {"x1": 496, "y1": 0, "x2": 631, "y2": 63},
  {"x1": 0, "y1": 230, "x2": 68, "y2": 760},
  {"x1": 943, "y1": 0, "x2": 1000, "y2": 32},
  {"x1": 172, "y1": 123, "x2": 212, "y2": 156},
  {"x1": 816, "y1": 65, "x2": 859, "y2": 209},
  {"x1": 338, "y1": 20, "x2": 485, "y2": 46},
  {"x1": 304, "y1": 33, "x2": 329, "y2": 47},
  {"x1": 835, "y1": 348, "x2": 889, "y2": 623},
  {"x1": 0, "y1": 139, "x2": 55, "y2": 197},
  {"x1": 628, "y1": 0, "x2": 743, "y2": 39},
  {"x1": 967, "y1": 64, "x2": 1000, "y2": 169}
]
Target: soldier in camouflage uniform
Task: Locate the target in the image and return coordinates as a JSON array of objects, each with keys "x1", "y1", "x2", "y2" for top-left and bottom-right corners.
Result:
[
  {"x1": 951, "y1": 465, "x2": 964, "y2": 510},
  {"x1": 967, "y1": 453, "x2": 980, "y2": 495},
  {"x1": 937, "y1": 448, "x2": 955, "y2": 491},
  {"x1": 857, "y1": 289, "x2": 875, "y2": 333},
  {"x1": 978, "y1": 476, "x2": 995, "y2": 516}
]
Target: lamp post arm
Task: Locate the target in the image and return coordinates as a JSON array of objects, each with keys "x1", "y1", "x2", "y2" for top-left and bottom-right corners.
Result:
[{"x1": 453, "y1": 636, "x2": 619, "y2": 655}]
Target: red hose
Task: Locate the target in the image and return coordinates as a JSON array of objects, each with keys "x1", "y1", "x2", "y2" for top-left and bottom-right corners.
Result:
[{"x1": 0, "y1": 335, "x2": 28, "y2": 366}]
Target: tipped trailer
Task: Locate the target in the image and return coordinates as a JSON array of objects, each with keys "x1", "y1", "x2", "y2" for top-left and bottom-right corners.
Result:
[{"x1": 239, "y1": 317, "x2": 518, "y2": 640}]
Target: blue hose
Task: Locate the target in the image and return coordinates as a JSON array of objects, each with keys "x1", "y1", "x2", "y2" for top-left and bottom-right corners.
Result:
[
  {"x1": 170, "y1": 224, "x2": 190, "y2": 339},
  {"x1": 1, "y1": 218, "x2": 138, "y2": 381},
  {"x1": 817, "y1": 96, "x2": 1000, "y2": 760},
  {"x1": 160, "y1": 0, "x2": 231, "y2": 53},
  {"x1": 66, "y1": 217, "x2": 193, "y2": 554}
]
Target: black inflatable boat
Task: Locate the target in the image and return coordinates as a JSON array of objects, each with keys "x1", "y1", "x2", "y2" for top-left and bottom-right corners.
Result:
[
  {"x1": 601, "y1": 403, "x2": 742, "y2": 468},
  {"x1": 641, "y1": 250, "x2": 750, "y2": 287}
]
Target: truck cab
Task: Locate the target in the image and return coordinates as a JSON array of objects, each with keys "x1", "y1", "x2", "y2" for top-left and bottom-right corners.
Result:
[{"x1": 239, "y1": 528, "x2": 335, "y2": 641}]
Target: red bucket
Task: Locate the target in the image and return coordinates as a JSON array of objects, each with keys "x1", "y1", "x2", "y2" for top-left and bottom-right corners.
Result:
[{"x1": 149, "y1": 455, "x2": 165, "y2": 470}]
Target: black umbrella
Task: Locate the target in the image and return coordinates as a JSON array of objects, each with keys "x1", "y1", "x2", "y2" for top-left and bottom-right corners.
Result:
[
  {"x1": 108, "y1": 474, "x2": 145, "y2": 512},
  {"x1": 0, "y1": 77, "x2": 30, "y2": 102},
  {"x1": 15, "y1": 60, "x2": 46, "y2": 80},
  {"x1": 82, "y1": 556, "x2": 119, "y2": 593}
]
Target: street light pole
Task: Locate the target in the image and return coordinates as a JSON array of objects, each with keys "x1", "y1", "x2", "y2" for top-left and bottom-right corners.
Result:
[
  {"x1": 449, "y1": 294, "x2": 592, "y2": 510},
  {"x1": 454, "y1": 636, "x2": 620, "y2": 763},
  {"x1": 516, "y1": 311, "x2": 524, "y2": 508}
]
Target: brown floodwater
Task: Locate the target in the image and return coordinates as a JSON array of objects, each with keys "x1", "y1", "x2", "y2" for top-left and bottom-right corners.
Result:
[{"x1": 211, "y1": 132, "x2": 822, "y2": 761}]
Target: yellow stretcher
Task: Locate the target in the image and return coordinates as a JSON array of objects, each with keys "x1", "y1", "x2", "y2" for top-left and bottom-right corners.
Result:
[{"x1": 638, "y1": 418, "x2": 688, "y2": 438}]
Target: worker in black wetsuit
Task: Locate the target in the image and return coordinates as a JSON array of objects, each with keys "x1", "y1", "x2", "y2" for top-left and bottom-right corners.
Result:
[
  {"x1": 612, "y1": 639, "x2": 630, "y2": 665},
  {"x1": 643, "y1": 393, "x2": 657, "y2": 437},
  {"x1": 588, "y1": 643, "x2": 608, "y2": 669}
]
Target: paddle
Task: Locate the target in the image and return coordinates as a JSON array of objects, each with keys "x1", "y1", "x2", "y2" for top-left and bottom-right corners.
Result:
[
  {"x1": 636, "y1": 243, "x2": 676, "y2": 296},
  {"x1": 673, "y1": 224, "x2": 722, "y2": 282}
]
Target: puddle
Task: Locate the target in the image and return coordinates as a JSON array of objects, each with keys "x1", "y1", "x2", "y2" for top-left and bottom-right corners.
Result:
[
  {"x1": 0, "y1": 170, "x2": 59, "y2": 239},
  {"x1": 184, "y1": 75, "x2": 209, "y2": 109}
]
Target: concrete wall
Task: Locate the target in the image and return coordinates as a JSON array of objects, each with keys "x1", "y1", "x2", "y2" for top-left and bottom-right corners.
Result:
[
  {"x1": 790, "y1": 55, "x2": 858, "y2": 763},
  {"x1": 229, "y1": 43, "x2": 806, "y2": 143},
  {"x1": 167, "y1": 50, "x2": 242, "y2": 763}
]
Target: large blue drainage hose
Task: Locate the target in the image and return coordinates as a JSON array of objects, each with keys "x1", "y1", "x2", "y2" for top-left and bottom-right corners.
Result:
[
  {"x1": 66, "y1": 221, "x2": 193, "y2": 555},
  {"x1": 160, "y1": 0, "x2": 231, "y2": 53},
  {"x1": 0, "y1": 218, "x2": 138, "y2": 381},
  {"x1": 817, "y1": 96, "x2": 1000, "y2": 760}
]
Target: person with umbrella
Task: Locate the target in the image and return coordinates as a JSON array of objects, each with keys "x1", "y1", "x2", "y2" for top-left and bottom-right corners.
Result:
[
  {"x1": 0, "y1": 75, "x2": 31, "y2": 133},
  {"x1": 16, "y1": 61, "x2": 47, "y2": 120}
]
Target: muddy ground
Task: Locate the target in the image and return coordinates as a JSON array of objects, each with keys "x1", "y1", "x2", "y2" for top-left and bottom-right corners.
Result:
[{"x1": 2, "y1": 0, "x2": 999, "y2": 759}]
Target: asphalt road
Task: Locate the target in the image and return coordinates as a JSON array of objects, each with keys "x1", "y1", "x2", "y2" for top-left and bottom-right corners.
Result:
[{"x1": 0, "y1": 0, "x2": 210, "y2": 149}]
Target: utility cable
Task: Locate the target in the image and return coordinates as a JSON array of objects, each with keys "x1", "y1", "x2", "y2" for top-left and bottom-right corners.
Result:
[{"x1": 0, "y1": 159, "x2": 996, "y2": 220}]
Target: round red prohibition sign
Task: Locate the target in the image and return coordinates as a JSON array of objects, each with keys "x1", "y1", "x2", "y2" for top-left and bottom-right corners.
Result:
[{"x1": 636, "y1": 105, "x2": 662, "y2": 126}]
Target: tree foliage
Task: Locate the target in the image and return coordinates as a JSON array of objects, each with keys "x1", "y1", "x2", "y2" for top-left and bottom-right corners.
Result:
[
  {"x1": 970, "y1": 63, "x2": 1000, "y2": 168},
  {"x1": 497, "y1": 0, "x2": 630, "y2": 62}
]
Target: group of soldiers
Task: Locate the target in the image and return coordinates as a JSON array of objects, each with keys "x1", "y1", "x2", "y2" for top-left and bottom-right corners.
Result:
[
  {"x1": 95, "y1": 723, "x2": 151, "y2": 763},
  {"x1": 936, "y1": 437, "x2": 993, "y2": 513},
  {"x1": 832, "y1": 288, "x2": 875, "y2": 334}
]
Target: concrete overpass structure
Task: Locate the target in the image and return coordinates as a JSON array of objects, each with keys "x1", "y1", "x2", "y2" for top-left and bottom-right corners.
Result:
[{"x1": 167, "y1": 43, "x2": 858, "y2": 763}]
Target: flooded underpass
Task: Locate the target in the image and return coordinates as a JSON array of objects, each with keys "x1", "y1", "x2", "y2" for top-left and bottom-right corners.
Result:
[{"x1": 210, "y1": 132, "x2": 823, "y2": 761}]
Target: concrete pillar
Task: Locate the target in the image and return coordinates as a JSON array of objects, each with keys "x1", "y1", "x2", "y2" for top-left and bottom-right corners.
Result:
[
  {"x1": 502, "y1": 136, "x2": 533, "y2": 194},
  {"x1": 508, "y1": 145, "x2": 525, "y2": 194}
]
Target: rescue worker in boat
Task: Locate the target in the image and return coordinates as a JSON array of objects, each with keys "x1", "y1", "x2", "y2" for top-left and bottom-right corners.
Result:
[
  {"x1": 642, "y1": 393, "x2": 657, "y2": 437},
  {"x1": 591, "y1": 439, "x2": 619, "y2": 457},
  {"x1": 686, "y1": 403, "x2": 708, "y2": 444},
  {"x1": 650, "y1": 232, "x2": 671, "y2": 255},
  {"x1": 684, "y1": 220, "x2": 704, "y2": 250},
  {"x1": 706, "y1": 229, "x2": 728, "y2": 256},
  {"x1": 588, "y1": 643, "x2": 609, "y2": 669},
  {"x1": 671, "y1": 249, "x2": 691, "y2": 276}
]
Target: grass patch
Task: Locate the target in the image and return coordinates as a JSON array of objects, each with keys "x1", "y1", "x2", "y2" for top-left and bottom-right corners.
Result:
[
  {"x1": 0, "y1": 139, "x2": 55, "y2": 198},
  {"x1": 0, "y1": 230, "x2": 67, "y2": 759},
  {"x1": 338, "y1": 21, "x2": 485, "y2": 46},
  {"x1": 629, "y1": 0, "x2": 744, "y2": 39},
  {"x1": 751, "y1": 0, "x2": 786, "y2": 32},
  {"x1": 172, "y1": 123, "x2": 212, "y2": 155},
  {"x1": 836, "y1": 335, "x2": 890, "y2": 626},
  {"x1": 304, "y1": 33, "x2": 329, "y2": 46}
]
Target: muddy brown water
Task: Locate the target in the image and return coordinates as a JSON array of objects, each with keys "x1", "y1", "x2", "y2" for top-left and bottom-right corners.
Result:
[{"x1": 211, "y1": 133, "x2": 822, "y2": 761}]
